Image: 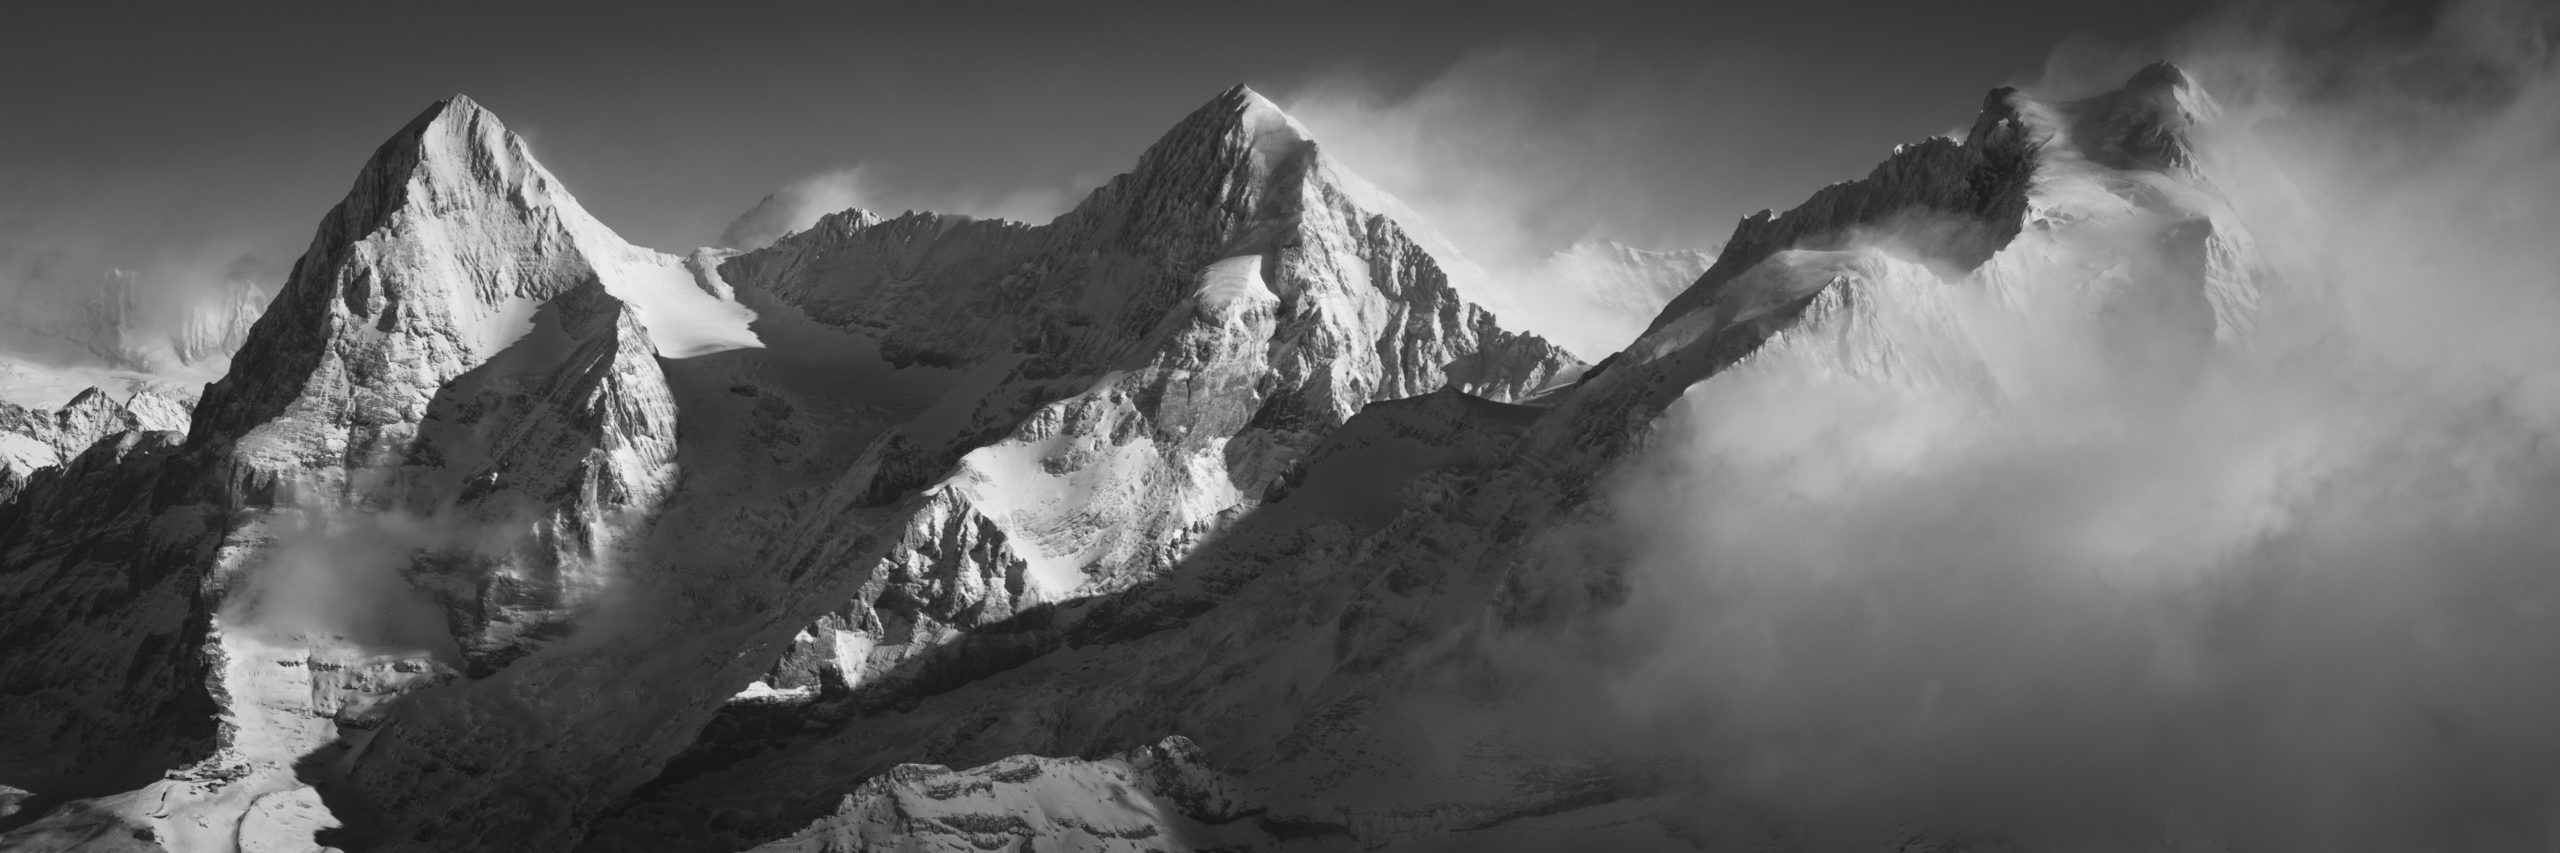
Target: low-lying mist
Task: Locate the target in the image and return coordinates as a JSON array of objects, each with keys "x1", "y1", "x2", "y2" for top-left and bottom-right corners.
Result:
[
  {"x1": 1579, "y1": 1, "x2": 2560, "y2": 849},
  {"x1": 221, "y1": 509, "x2": 467, "y2": 667}
]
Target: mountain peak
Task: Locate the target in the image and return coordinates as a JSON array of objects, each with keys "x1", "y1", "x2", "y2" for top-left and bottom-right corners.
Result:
[
  {"x1": 1117, "y1": 83, "x2": 1547, "y2": 332},
  {"x1": 405, "y1": 93, "x2": 493, "y2": 130},
  {"x1": 2051, "y1": 60, "x2": 2216, "y2": 173},
  {"x1": 190, "y1": 90, "x2": 638, "y2": 451},
  {"x1": 1147, "y1": 83, "x2": 1316, "y2": 173},
  {"x1": 1220, "y1": 82, "x2": 1270, "y2": 105},
  {"x1": 2124, "y1": 61, "x2": 2194, "y2": 95},
  {"x1": 1223, "y1": 83, "x2": 1293, "y2": 125},
  {"x1": 385, "y1": 93, "x2": 513, "y2": 162},
  {"x1": 316, "y1": 94, "x2": 556, "y2": 251}
]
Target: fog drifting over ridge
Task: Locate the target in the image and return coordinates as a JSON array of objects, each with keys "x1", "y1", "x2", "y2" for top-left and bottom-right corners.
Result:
[
  {"x1": 717, "y1": 165, "x2": 1093, "y2": 251},
  {"x1": 1582, "y1": 0, "x2": 2560, "y2": 848}
]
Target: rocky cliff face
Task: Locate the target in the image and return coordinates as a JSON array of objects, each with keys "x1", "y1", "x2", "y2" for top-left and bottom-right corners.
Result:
[{"x1": 0, "y1": 85, "x2": 1573, "y2": 853}]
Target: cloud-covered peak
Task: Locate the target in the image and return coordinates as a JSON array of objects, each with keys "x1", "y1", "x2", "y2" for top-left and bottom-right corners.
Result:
[{"x1": 2002, "y1": 61, "x2": 2218, "y2": 174}]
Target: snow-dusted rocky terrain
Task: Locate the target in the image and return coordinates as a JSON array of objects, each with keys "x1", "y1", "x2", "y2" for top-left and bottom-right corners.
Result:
[{"x1": 2, "y1": 61, "x2": 2256, "y2": 851}]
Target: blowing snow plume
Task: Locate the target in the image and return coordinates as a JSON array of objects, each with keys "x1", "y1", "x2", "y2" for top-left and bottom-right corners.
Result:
[
  {"x1": 1282, "y1": 45, "x2": 1736, "y2": 358},
  {"x1": 1581, "y1": 2, "x2": 2560, "y2": 850},
  {"x1": 719, "y1": 168, "x2": 875, "y2": 251}
]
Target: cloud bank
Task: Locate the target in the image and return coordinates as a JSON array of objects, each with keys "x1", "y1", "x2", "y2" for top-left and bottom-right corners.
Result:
[{"x1": 1571, "y1": 1, "x2": 2560, "y2": 848}]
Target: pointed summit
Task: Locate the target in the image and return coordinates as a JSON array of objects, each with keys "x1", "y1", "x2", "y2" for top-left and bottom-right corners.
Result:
[
  {"x1": 1111, "y1": 83, "x2": 1323, "y2": 219},
  {"x1": 1176, "y1": 84, "x2": 1314, "y2": 151},
  {"x1": 191, "y1": 93, "x2": 647, "y2": 457},
  {"x1": 1223, "y1": 83, "x2": 1313, "y2": 148},
  {"x1": 335, "y1": 94, "x2": 581, "y2": 237},
  {"x1": 2125, "y1": 60, "x2": 2193, "y2": 91},
  {"x1": 1102, "y1": 84, "x2": 1522, "y2": 316},
  {"x1": 2059, "y1": 61, "x2": 2215, "y2": 173}
]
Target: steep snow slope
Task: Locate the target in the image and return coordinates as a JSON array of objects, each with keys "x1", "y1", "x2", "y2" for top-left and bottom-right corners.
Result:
[
  {"x1": 579, "y1": 63, "x2": 2264, "y2": 852},
  {"x1": 0, "y1": 86, "x2": 1568, "y2": 853}
]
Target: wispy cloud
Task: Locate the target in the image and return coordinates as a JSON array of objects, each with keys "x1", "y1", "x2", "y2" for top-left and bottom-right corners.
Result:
[
  {"x1": 1274, "y1": 45, "x2": 1783, "y2": 356},
  {"x1": 717, "y1": 165, "x2": 1090, "y2": 251}
]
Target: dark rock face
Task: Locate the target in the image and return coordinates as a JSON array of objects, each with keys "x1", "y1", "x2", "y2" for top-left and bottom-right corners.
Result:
[{"x1": 0, "y1": 430, "x2": 221, "y2": 797}]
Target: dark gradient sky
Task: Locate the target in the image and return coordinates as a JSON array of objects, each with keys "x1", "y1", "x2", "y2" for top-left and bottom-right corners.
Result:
[{"x1": 1, "y1": 1, "x2": 2214, "y2": 283}]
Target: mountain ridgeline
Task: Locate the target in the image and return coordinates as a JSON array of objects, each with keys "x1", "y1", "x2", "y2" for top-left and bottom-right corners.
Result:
[{"x1": 0, "y1": 64, "x2": 2251, "y2": 852}]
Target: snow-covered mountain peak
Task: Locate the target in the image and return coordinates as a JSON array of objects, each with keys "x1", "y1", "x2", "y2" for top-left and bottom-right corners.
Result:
[
  {"x1": 1626, "y1": 62, "x2": 2225, "y2": 350},
  {"x1": 191, "y1": 92, "x2": 754, "y2": 464},
  {"x1": 2011, "y1": 60, "x2": 2216, "y2": 176},
  {"x1": 374, "y1": 94, "x2": 567, "y2": 217},
  {"x1": 1179, "y1": 84, "x2": 1314, "y2": 155},
  {"x1": 1226, "y1": 83, "x2": 1315, "y2": 155},
  {"x1": 1520, "y1": 60, "x2": 2264, "y2": 493},
  {"x1": 1110, "y1": 83, "x2": 1324, "y2": 219}
]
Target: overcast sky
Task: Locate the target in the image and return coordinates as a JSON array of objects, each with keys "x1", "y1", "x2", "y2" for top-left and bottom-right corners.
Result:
[{"x1": 1, "y1": 1, "x2": 2213, "y2": 287}]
